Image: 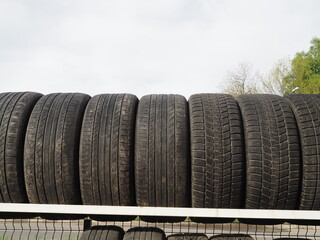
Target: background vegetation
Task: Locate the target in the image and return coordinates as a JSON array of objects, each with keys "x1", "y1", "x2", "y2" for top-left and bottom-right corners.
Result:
[{"x1": 224, "y1": 38, "x2": 320, "y2": 96}]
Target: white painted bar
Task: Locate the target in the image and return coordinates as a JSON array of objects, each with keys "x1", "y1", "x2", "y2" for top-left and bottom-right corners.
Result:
[{"x1": 0, "y1": 204, "x2": 319, "y2": 220}]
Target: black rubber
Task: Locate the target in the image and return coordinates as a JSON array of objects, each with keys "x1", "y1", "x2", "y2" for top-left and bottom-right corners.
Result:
[
  {"x1": 39, "y1": 213, "x2": 85, "y2": 220},
  {"x1": 135, "y1": 94, "x2": 190, "y2": 223},
  {"x1": 285, "y1": 94, "x2": 320, "y2": 210},
  {"x1": 123, "y1": 227, "x2": 166, "y2": 240},
  {"x1": 89, "y1": 214, "x2": 135, "y2": 222},
  {"x1": 80, "y1": 225, "x2": 125, "y2": 240},
  {"x1": 80, "y1": 94, "x2": 138, "y2": 221},
  {"x1": 288, "y1": 219, "x2": 320, "y2": 226},
  {"x1": 209, "y1": 234, "x2": 253, "y2": 240},
  {"x1": 0, "y1": 92, "x2": 42, "y2": 219},
  {"x1": 0, "y1": 92, "x2": 42, "y2": 204},
  {"x1": 238, "y1": 218, "x2": 285, "y2": 225},
  {"x1": 24, "y1": 93, "x2": 90, "y2": 205},
  {"x1": 189, "y1": 94, "x2": 244, "y2": 224},
  {"x1": 191, "y1": 218, "x2": 235, "y2": 224},
  {"x1": 167, "y1": 233, "x2": 208, "y2": 240},
  {"x1": 237, "y1": 94, "x2": 301, "y2": 209}
]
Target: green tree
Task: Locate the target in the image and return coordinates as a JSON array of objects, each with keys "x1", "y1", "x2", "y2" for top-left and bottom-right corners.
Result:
[{"x1": 283, "y1": 38, "x2": 320, "y2": 94}]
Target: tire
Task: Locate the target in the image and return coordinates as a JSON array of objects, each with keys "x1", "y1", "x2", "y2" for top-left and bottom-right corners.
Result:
[
  {"x1": 285, "y1": 94, "x2": 320, "y2": 210},
  {"x1": 0, "y1": 92, "x2": 42, "y2": 203},
  {"x1": 80, "y1": 225, "x2": 125, "y2": 240},
  {"x1": 123, "y1": 227, "x2": 166, "y2": 240},
  {"x1": 236, "y1": 94, "x2": 301, "y2": 209},
  {"x1": 189, "y1": 94, "x2": 244, "y2": 224},
  {"x1": 167, "y1": 233, "x2": 208, "y2": 240},
  {"x1": 0, "y1": 92, "x2": 42, "y2": 220},
  {"x1": 135, "y1": 94, "x2": 190, "y2": 223},
  {"x1": 24, "y1": 93, "x2": 90, "y2": 205},
  {"x1": 80, "y1": 94, "x2": 138, "y2": 222},
  {"x1": 209, "y1": 234, "x2": 253, "y2": 240}
]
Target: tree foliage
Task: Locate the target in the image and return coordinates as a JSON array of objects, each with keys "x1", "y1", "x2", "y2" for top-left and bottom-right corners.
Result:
[
  {"x1": 283, "y1": 37, "x2": 320, "y2": 94},
  {"x1": 223, "y1": 38, "x2": 320, "y2": 96}
]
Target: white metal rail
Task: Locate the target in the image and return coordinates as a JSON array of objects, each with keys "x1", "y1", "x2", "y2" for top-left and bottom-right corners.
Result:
[{"x1": 0, "y1": 203, "x2": 319, "y2": 220}]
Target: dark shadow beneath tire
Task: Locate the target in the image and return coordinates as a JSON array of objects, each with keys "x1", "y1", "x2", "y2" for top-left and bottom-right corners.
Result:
[
  {"x1": 238, "y1": 218, "x2": 285, "y2": 225},
  {"x1": 191, "y1": 217, "x2": 235, "y2": 224}
]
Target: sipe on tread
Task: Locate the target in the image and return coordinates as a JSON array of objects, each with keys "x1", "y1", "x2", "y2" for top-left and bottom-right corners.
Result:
[
  {"x1": 189, "y1": 93, "x2": 245, "y2": 224},
  {"x1": 285, "y1": 94, "x2": 320, "y2": 210},
  {"x1": 236, "y1": 94, "x2": 301, "y2": 210}
]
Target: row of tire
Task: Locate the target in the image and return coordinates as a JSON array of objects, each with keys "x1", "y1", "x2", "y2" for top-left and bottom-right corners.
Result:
[
  {"x1": 0, "y1": 92, "x2": 320, "y2": 221},
  {"x1": 81, "y1": 225, "x2": 308, "y2": 240},
  {"x1": 81, "y1": 225, "x2": 254, "y2": 240}
]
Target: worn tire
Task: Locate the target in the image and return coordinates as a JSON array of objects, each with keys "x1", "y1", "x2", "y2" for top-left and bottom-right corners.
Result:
[
  {"x1": 123, "y1": 227, "x2": 166, "y2": 240},
  {"x1": 285, "y1": 94, "x2": 320, "y2": 210},
  {"x1": 80, "y1": 225, "x2": 125, "y2": 240},
  {"x1": 24, "y1": 93, "x2": 90, "y2": 204},
  {"x1": 0, "y1": 92, "x2": 42, "y2": 219},
  {"x1": 167, "y1": 233, "x2": 208, "y2": 240},
  {"x1": 237, "y1": 94, "x2": 301, "y2": 209},
  {"x1": 80, "y1": 94, "x2": 138, "y2": 221},
  {"x1": 189, "y1": 94, "x2": 244, "y2": 224},
  {"x1": 0, "y1": 92, "x2": 42, "y2": 203},
  {"x1": 135, "y1": 94, "x2": 190, "y2": 223},
  {"x1": 209, "y1": 234, "x2": 253, "y2": 240}
]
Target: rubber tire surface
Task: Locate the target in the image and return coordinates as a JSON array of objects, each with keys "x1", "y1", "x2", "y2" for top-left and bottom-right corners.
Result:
[
  {"x1": 80, "y1": 225, "x2": 124, "y2": 240},
  {"x1": 0, "y1": 92, "x2": 42, "y2": 219},
  {"x1": 189, "y1": 94, "x2": 244, "y2": 223},
  {"x1": 285, "y1": 94, "x2": 320, "y2": 210},
  {"x1": 0, "y1": 92, "x2": 42, "y2": 204},
  {"x1": 209, "y1": 234, "x2": 253, "y2": 239},
  {"x1": 80, "y1": 94, "x2": 138, "y2": 221},
  {"x1": 123, "y1": 227, "x2": 166, "y2": 240},
  {"x1": 237, "y1": 94, "x2": 301, "y2": 209},
  {"x1": 24, "y1": 93, "x2": 90, "y2": 205},
  {"x1": 135, "y1": 94, "x2": 190, "y2": 223},
  {"x1": 167, "y1": 233, "x2": 208, "y2": 240}
]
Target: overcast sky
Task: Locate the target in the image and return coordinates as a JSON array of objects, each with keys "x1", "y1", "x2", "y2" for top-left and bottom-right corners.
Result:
[{"x1": 0, "y1": 0, "x2": 319, "y2": 98}]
